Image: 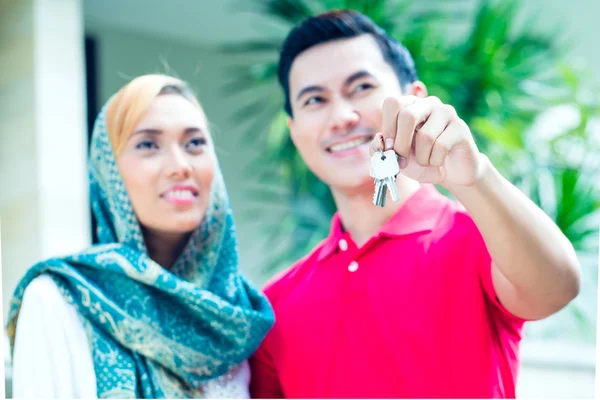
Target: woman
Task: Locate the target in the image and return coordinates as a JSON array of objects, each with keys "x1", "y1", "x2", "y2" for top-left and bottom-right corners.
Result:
[{"x1": 6, "y1": 74, "x2": 274, "y2": 398}]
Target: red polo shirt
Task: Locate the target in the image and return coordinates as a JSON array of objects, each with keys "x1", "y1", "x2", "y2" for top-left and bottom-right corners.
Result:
[{"x1": 250, "y1": 184, "x2": 525, "y2": 399}]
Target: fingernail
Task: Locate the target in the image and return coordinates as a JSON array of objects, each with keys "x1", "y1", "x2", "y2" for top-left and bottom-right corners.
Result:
[
  {"x1": 385, "y1": 138, "x2": 394, "y2": 150},
  {"x1": 399, "y1": 156, "x2": 408, "y2": 169}
]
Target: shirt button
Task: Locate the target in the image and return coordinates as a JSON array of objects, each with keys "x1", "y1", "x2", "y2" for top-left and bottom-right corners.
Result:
[
  {"x1": 348, "y1": 261, "x2": 359, "y2": 272},
  {"x1": 339, "y1": 239, "x2": 348, "y2": 251}
]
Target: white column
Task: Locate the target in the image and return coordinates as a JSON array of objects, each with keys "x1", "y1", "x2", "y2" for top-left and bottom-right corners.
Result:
[
  {"x1": 34, "y1": 0, "x2": 90, "y2": 258},
  {"x1": 0, "y1": 0, "x2": 89, "y2": 325}
]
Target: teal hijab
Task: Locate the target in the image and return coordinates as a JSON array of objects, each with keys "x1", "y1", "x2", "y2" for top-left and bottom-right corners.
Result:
[{"x1": 7, "y1": 97, "x2": 275, "y2": 398}]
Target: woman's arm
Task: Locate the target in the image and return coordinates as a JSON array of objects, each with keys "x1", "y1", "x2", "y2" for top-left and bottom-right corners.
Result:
[
  {"x1": 12, "y1": 275, "x2": 97, "y2": 398},
  {"x1": 201, "y1": 360, "x2": 251, "y2": 398}
]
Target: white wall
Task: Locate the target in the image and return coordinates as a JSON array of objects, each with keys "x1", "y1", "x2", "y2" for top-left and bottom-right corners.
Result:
[
  {"x1": 0, "y1": 0, "x2": 40, "y2": 323},
  {"x1": 520, "y1": 0, "x2": 600, "y2": 77},
  {"x1": 0, "y1": 0, "x2": 89, "y2": 323},
  {"x1": 518, "y1": 338, "x2": 595, "y2": 398}
]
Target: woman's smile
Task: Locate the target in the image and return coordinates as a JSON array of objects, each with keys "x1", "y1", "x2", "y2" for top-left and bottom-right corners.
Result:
[{"x1": 161, "y1": 184, "x2": 199, "y2": 206}]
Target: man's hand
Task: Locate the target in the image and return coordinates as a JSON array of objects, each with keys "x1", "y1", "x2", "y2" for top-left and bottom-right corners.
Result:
[
  {"x1": 371, "y1": 96, "x2": 485, "y2": 189},
  {"x1": 369, "y1": 97, "x2": 580, "y2": 321}
]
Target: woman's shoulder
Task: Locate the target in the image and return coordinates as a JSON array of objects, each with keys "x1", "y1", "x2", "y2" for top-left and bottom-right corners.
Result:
[
  {"x1": 12, "y1": 276, "x2": 98, "y2": 398},
  {"x1": 16, "y1": 274, "x2": 91, "y2": 360},
  {"x1": 20, "y1": 275, "x2": 76, "y2": 318},
  {"x1": 23, "y1": 274, "x2": 64, "y2": 302}
]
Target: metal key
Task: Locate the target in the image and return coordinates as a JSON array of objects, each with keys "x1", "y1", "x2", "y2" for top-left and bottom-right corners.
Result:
[
  {"x1": 370, "y1": 150, "x2": 400, "y2": 207},
  {"x1": 373, "y1": 177, "x2": 388, "y2": 207}
]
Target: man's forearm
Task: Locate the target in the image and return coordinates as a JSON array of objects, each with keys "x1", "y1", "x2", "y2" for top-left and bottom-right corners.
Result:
[{"x1": 446, "y1": 154, "x2": 581, "y2": 318}]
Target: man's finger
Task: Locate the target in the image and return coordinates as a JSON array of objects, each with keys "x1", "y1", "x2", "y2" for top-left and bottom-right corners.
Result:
[
  {"x1": 381, "y1": 97, "x2": 402, "y2": 150},
  {"x1": 429, "y1": 119, "x2": 462, "y2": 167},
  {"x1": 382, "y1": 96, "x2": 418, "y2": 150},
  {"x1": 414, "y1": 103, "x2": 453, "y2": 166},
  {"x1": 394, "y1": 97, "x2": 435, "y2": 159}
]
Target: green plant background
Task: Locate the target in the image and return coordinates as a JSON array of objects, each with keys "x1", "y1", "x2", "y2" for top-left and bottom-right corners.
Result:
[{"x1": 222, "y1": 0, "x2": 599, "y2": 343}]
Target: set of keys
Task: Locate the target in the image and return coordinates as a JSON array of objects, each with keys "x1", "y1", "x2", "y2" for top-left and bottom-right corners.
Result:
[{"x1": 370, "y1": 149, "x2": 400, "y2": 207}]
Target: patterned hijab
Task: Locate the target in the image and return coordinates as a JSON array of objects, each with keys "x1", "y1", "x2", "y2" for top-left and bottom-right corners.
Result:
[{"x1": 7, "y1": 81, "x2": 275, "y2": 398}]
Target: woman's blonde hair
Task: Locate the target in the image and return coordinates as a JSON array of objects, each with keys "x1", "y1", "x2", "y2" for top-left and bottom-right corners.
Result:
[{"x1": 106, "y1": 74, "x2": 205, "y2": 157}]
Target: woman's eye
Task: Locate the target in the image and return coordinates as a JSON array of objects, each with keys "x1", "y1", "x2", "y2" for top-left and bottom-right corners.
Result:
[
  {"x1": 304, "y1": 96, "x2": 325, "y2": 106},
  {"x1": 186, "y1": 137, "x2": 207, "y2": 150},
  {"x1": 136, "y1": 140, "x2": 158, "y2": 150}
]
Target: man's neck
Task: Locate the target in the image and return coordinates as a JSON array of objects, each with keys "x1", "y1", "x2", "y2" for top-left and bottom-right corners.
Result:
[{"x1": 331, "y1": 177, "x2": 421, "y2": 247}]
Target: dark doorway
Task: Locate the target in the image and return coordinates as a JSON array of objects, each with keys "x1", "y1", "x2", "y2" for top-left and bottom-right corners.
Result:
[{"x1": 85, "y1": 35, "x2": 99, "y2": 244}]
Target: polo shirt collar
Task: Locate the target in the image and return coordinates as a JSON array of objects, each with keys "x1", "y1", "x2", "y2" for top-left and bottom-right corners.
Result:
[{"x1": 317, "y1": 184, "x2": 447, "y2": 261}]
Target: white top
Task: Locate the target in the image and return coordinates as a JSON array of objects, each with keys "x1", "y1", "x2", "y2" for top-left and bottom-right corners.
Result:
[{"x1": 11, "y1": 275, "x2": 250, "y2": 398}]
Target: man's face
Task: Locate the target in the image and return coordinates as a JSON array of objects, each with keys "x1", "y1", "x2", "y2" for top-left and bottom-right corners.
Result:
[{"x1": 287, "y1": 34, "x2": 405, "y2": 192}]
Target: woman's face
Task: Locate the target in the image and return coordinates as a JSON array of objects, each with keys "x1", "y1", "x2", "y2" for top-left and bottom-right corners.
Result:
[{"x1": 117, "y1": 94, "x2": 216, "y2": 235}]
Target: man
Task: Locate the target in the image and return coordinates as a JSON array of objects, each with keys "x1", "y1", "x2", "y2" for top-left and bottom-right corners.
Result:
[{"x1": 249, "y1": 10, "x2": 581, "y2": 399}]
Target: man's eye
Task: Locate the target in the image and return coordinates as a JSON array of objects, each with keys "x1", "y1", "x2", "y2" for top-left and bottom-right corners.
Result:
[
  {"x1": 354, "y1": 83, "x2": 375, "y2": 93},
  {"x1": 304, "y1": 96, "x2": 325, "y2": 106}
]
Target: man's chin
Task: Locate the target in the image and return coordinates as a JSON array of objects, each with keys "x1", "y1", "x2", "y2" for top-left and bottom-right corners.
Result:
[{"x1": 327, "y1": 174, "x2": 374, "y2": 195}]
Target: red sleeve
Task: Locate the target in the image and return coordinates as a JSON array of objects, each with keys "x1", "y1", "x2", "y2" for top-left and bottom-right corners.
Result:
[
  {"x1": 470, "y1": 217, "x2": 528, "y2": 326},
  {"x1": 249, "y1": 328, "x2": 283, "y2": 398},
  {"x1": 478, "y1": 251, "x2": 526, "y2": 324},
  {"x1": 450, "y1": 204, "x2": 527, "y2": 325}
]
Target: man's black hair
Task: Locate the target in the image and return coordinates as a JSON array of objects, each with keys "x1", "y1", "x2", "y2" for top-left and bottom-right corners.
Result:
[{"x1": 278, "y1": 10, "x2": 418, "y2": 116}]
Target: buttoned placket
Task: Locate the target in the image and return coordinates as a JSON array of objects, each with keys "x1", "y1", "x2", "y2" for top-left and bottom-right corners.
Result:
[{"x1": 336, "y1": 233, "x2": 383, "y2": 307}]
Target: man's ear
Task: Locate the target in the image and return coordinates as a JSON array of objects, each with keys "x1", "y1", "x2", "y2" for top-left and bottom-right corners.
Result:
[
  {"x1": 406, "y1": 80, "x2": 428, "y2": 98},
  {"x1": 287, "y1": 116, "x2": 297, "y2": 145}
]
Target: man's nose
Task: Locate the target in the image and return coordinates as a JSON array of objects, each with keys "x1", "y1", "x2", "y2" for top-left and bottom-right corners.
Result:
[{"x1": 328, "y1": 100, "x2": 360, "y2": 134}]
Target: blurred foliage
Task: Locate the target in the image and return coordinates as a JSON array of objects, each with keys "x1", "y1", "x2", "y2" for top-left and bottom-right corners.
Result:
[{"x1": 222, "y1": 0, "x2": 599, "y2": 341}]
